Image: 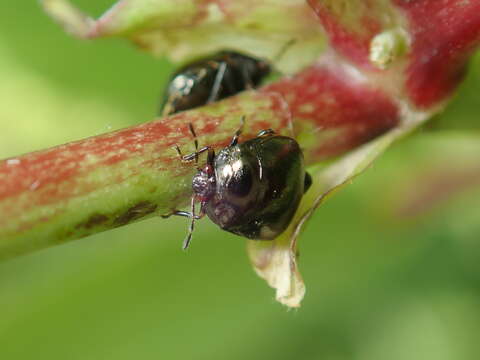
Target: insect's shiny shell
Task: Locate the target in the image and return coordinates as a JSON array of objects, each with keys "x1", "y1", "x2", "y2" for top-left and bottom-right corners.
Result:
[
  {"x1": 161, "y1": 51, "x2": 271, "y2": 116},
  {"x1": 202, "y1": 135, "x2": 308, "y2": 240}
]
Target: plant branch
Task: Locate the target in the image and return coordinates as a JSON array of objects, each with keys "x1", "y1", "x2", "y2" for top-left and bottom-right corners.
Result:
[{"x1": 0, "y1": 62, "x2": 401, "y2": 261}]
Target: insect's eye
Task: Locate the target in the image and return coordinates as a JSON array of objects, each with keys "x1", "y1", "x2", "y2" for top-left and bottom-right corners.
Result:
[{"x1": 228, "y1": 165, "x2": 253, "y2": 198}]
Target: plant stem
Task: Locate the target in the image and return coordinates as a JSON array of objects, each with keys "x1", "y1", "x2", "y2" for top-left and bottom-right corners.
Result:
[{"x1": 0, "y1": 57, "x2": 400, "y2": 260}]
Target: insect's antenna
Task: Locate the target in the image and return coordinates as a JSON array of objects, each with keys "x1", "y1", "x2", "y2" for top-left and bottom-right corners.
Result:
[
  {"x1": 188, "y1": 123, "x2": 199, "y2": 164},
  {"x1": 182, "y1": 196, "x2": 196, "y2": 250},
  {"x1": 230, "y1": 116, "x2": 246, "y2": 146},
  {"x1": 273, "y1": 38, "x2": 296, "y2": 63}
]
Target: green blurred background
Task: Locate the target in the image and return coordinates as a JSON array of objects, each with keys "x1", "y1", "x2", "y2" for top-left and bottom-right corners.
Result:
[{"x1": 1, "y1": 2, "x2": 480, "y2": 359}]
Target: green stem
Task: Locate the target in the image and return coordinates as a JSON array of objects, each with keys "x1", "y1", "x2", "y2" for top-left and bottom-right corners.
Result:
[
  {"x1": 0, "y1": 92, "x2": 290, "y2": 260},
  {"x1": 0, "y1": 57, "x2": 401, "y2": 261}
]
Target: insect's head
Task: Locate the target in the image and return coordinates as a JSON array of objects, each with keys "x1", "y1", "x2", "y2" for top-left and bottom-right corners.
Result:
[{"x1": 192, "y1": 163, "x2": 216, "y2": 201}]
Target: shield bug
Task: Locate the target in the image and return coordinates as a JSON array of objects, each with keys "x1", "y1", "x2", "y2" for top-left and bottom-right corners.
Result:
[
  {"x1": 162, "y1": 117, "x2": 312, "y2": 249},
  {"x1": 159, "y1": 41, "x2": 294, "y2": 116}
]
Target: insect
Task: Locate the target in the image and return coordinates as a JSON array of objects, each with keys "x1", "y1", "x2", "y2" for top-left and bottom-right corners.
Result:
[
  {"x1": 160, "y1": 41, "x2": 294, "y2": 116},
  {"x1": 162, "y1": 117, "x2": 312, "y2": 249},
  {"x1": 160, "y1": 51, "x2": 271, "y2": 116}
]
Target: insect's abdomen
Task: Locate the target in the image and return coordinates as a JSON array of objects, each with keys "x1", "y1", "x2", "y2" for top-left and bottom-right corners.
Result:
[
  {"x1": 207, "y1": 136, "x2": 307, "y2": 240},
  {"x1": 248, "y1": 136, "x2": 306, "y2": 239}
]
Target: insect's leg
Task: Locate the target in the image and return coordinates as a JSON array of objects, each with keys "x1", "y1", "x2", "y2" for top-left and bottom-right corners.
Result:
[
  {"x1": 160, "y1": 210, "x2": 201, "y2": 220},
  {"x1": 230, "y1": 116, "x2": 246, "y2": 146},
  {"x1": 173, "y1": 144, "x2": 210, "y2": 162},
  {"x1": 182, "y1": 196, "x2": 197, "y2": 250},
  {"x1": 273, "y1": 39, "x2": 296, "y2": 62},
  {"x1": 198, "y1": 202, "x2": 206, "y2": 218},
  {"x1": 174, "y1": 124, "x2": 210, "y2": 163},
  {"x1": 171, "y1": 124, "x2": 194, "y2": 162},
  {"x1": 207, "y1": 61, "x2": 227, "y2": 104},
  {"x1": 304, "y1": 172, "x2": 313, "y2": 193},
  {"x1": 173, "y1": 144, "x2": 184, "y2": 160},
  {"x1": 257, "y1": 128, "x2": 276, "y2": 137},
  {"x1": 181, "y1": 146, "x2": 211, "y2": 162}
]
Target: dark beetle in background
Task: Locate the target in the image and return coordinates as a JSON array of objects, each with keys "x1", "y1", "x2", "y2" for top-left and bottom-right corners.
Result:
[
  {"x1": 162, "y1": 118, "x2": 312, "y2": 249},
  {"x1": 160, "y1": 51, "x2": 271, "y2": 116}
]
